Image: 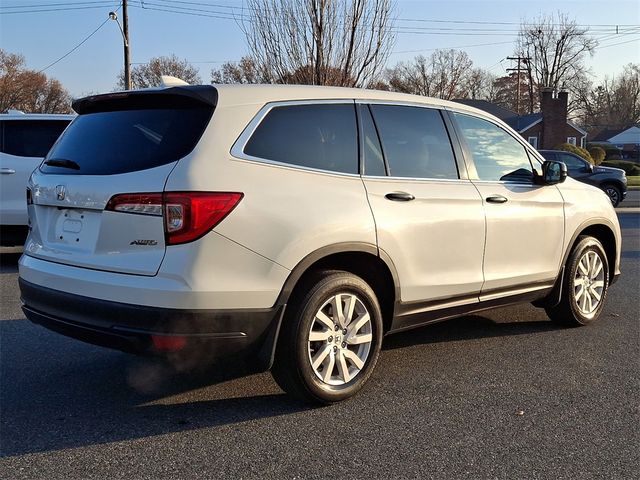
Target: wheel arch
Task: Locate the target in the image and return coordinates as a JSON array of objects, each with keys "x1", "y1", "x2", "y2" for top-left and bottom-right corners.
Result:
[
  {"x1": 563, "y1": 220, "x2": 618, "y2": 283},
  {"x1": 275, "y1": 243, "x2": 399, "y2": 332},
  {"x1": 536, "y1": 218, "x2": 618, "y2": 310},
  {"x1": 255, "y1": 243, "x2": 399, "y2": 372}
]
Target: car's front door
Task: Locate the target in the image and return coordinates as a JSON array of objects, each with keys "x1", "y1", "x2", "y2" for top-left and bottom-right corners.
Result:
[
  {"x1": 360, "y1": 103, "x2": 485, "y2": 328},
  {"x1": 450, "y1": 111, "x2": 565, "y2": 300}
]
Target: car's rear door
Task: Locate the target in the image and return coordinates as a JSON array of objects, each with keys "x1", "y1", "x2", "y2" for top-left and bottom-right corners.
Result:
[
  {"x1": 449, "y1": 111, "x2": 565, "y2": 298},
  {"x1": 25, "y1": 88, "x2": 216, "y2": 276},
  {"x1": 360, "y1": 103, "x2": 485, "y2": 329}
]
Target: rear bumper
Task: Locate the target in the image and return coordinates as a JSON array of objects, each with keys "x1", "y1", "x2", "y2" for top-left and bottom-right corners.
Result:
[{"x1": 19, "y1": 278, "x2": 283, "y2": 364}]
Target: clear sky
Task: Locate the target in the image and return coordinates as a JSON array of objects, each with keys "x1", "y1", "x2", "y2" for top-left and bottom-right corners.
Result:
[{"x1": 1, "y1": 0, "x2": 639, "y2": 97}]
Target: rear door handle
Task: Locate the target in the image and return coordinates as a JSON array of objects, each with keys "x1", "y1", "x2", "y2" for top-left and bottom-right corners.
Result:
[
  {"x1": 0, "y1": 168, "x2": 16, "y2": 175},
  {"x1": 486, "y1": 195, "x2": 508, "y2": 204},
  {"x1": 385, "y1": 192, "x2": 415, "y2": 202}
]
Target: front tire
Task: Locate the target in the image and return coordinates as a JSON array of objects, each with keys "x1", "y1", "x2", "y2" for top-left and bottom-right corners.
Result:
[
  {"x1": 271, "y1": 271, "x2": 383, "y2": 404},
  {"x1": 545, "y1": 236, "x2": 609, "y2": 326},
  {"x1": 602, "y1": 184, "x2": 622, "y2": 208}
]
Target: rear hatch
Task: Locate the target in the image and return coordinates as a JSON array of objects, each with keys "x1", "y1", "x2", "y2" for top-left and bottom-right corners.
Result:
[{"x1": 25, "y1": 86, "x2": 217, "y2": 275}]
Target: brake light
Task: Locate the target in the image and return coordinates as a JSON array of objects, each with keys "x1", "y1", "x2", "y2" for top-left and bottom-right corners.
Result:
[{"x1": 105, "y1": 192, "x2": 243, "y2": 245}]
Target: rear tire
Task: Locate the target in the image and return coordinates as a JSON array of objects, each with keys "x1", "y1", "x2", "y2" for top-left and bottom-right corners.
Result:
[
  {"x1": 545, "y1": 236, "x2": 609, "y2": 326},
  {"x1": 602, "y1": 184, "x2": 621, "y2": 208},
  {"x1": 271, "y1": 270, "x2": 383, "y2": 404}
]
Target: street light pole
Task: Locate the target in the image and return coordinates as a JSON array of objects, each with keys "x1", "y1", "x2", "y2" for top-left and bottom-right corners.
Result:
[{"x1": 109, "y1": 1, "x2": 131, "y2": 90}]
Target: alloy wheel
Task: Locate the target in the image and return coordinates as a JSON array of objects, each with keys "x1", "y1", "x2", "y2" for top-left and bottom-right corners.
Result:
[
  {"x1": 307, "y1": 293, "x2": 373, "y2": 386},
  {"x1": 573, "y1": 250, "x2": 606, "y2": 317}
]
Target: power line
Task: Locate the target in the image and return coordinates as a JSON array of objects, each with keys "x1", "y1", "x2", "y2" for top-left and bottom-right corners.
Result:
[
  {"x1": 0, "y1": 1, "x2": 115, "y2": 9},
  {"x1": 37, "y1": 13, "x2": 115, "y2": 73},
  {"x1": 0, "y1": 3, "x2": 119, "y2": 15},
  {"x1": 393, "y1": 41, "x2": 514, "y2": 55},
  {"x1": 597, "y1": 36, "x2": 640, "y2": 49}
]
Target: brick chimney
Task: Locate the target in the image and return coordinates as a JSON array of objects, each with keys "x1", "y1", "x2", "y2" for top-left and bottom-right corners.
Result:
[{"x1": 540, "y1": 87, "x2": 569, "y2": 149}]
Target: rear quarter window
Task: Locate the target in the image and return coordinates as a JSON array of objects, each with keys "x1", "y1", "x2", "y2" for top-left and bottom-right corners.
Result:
[
  {"x1": 1, "y1": 120, "x2": 70, "y2": 158},
  {"x1": 40, "y1": 106, "x2": 212, "y2": 175},
  {"x1": 243, "y1": 103, "x2": 358, "y2": 174}
]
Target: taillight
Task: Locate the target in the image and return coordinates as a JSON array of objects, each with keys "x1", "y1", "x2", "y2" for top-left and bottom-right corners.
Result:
[
  {"x1": 105, "y1": 192, "x2": 243, "y2": 245},
  {"x1": 105, "y1": 193, "x2": 163, "y2": 216}
]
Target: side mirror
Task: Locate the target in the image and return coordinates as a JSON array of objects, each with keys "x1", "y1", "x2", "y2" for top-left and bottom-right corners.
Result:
[
  {"x1": 587, "y1": 163, "x2": 594, "y2": 172},
  {"x1": 540, "y1": 160, "x2": 568, "y2": 185}
]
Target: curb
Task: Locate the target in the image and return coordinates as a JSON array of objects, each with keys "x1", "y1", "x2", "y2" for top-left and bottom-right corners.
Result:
[
  {"x1": 616, "y1": 207, "x2": 640, "y2": 214},
  {"x1": 0, "y1": 246, "x2": 23, "y2": 254}
]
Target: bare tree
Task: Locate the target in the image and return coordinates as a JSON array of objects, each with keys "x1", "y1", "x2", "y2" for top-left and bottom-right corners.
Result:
[
  {"x1": 243, "y1": 0, "x2": 395, "y2": 87},
  {"x1": 430, "y1": 49, "x2": 473, "y2": 99},
  {"x1": 385, "y1": 55, "x2": 433, "y2": 96},
  {"x1": 211, "y1": 56, "x2": 268, "y2": 84},
  {"x1": 491, "y1": 72, "x2": 535, "y2": 113},
  {"x1": 118, "y1": 54, "x2": 201, "y2": 89},
  {"x1": 464, "y1": 68, "x2": 497, "y2": 101},
  {"x1": 0, "y1": 49, "x2": 71, "y2": 113},
  {"x1": 384, "y1": 50, "x2": 489, "y2": 100},
  {"x1": 574, "y1": 63, "x2": 640, "y2": 130},
  {"x1": 516, "y1": 12, "x2": 597, "y2": 112}
]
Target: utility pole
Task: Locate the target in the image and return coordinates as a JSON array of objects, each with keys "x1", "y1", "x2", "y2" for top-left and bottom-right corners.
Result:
[
  {"x1": 506, "y1": 56, "x2": 529, "y2": 115},
  {"x1": 123, "y1": 0, "x2": 131, "y2": 90}
]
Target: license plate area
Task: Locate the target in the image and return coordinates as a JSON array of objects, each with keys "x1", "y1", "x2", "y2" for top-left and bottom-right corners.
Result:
[{"x1": 51, "y1": 208, "x2": 100, "y2": 249}]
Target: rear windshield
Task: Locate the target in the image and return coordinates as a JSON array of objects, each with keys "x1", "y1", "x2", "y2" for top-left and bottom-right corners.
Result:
[{"x1": 40, "y1": 106, "x2": 212, "y2": 175}]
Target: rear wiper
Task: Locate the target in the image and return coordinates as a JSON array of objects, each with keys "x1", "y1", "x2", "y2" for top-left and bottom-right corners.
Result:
[{"x1": 43, "y1": 158, "x2": 80, "y2": 170}]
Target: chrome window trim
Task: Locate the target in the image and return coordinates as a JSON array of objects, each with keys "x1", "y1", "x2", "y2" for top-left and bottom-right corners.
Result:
[
  {"x1": 229, "y1": 99, "x2": 360, "y2": 177},
  {"x1": 470, "y1": 179, "x2": 544, "y2": 189},
  {"x1": 363, "y1": 174, "x2": 473, "y2": 185}
]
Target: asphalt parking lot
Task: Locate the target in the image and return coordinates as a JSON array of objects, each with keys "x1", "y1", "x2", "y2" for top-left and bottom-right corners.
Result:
[{"x1": 1, "y1": 213, "x2": 638, "y2": 479}]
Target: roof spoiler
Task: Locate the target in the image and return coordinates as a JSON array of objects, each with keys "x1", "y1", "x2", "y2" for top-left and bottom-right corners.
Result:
[{"x1": 72, "y1": 85, "x2": 218, "y2": 114}]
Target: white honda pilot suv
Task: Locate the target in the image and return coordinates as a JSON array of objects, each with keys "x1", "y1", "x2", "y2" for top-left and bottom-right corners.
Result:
[{"x1": 19, "y1": 85, "x2": 621, "y2": 404}]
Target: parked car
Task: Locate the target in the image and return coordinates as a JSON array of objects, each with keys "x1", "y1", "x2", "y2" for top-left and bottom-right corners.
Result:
[
  {"x1": 19, "y1": 85, "x2": 621, "y2": 404},
  {"x1": 0, "y1": 111, "x2": 74, "y2": 246},
  {"x1": 539, "y1": 149, "x2": 627, "y2": 207}
]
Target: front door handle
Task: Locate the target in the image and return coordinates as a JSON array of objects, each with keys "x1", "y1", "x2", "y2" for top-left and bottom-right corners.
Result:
[
  {"x1": 0, "y1": 168, "x2": 16, "y2": 175},
  {"x1": 486, "y1": 195, "x2": 508, "y2": 204},
  {"x1": 385, "y1": 191, "x2": 415, "y2": 202}
]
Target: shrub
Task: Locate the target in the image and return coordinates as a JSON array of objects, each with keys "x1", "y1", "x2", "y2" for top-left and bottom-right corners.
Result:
[
  {"x1": 554, "y1": 143, "x2": 594, "y2": 164},
  {"x1": 588, "y1": 146, "x2": 606, "y2": 165},
  {"x1": 601, "y1": 160, "x2": 640, "y2": 176},
  {"x1": 604, "y1": 147, "x2": 622, "y2": 160}
]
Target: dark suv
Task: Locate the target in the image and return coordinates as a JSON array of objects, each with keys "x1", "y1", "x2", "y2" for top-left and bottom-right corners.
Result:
[{"x1": 539, "y1": 150, "x2": 627, "y2": 207}]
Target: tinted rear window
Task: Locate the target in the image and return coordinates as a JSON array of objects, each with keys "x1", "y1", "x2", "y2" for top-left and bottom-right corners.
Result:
[
  {"x1": 2, "y1": 120, "x2": 70, "y2": 158},
  {"x1": 40, "y1": 107, "x2": 212, "y2": 175},
  {"x1": 243, "y1": 103, "x2": 358, "y2": 174}
]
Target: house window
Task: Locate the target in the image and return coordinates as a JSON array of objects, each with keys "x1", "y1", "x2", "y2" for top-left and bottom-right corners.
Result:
[
  {"x1": 580, "y1": 137, "x2": 586, "y2": 148},
  {"x1": 567, "y1": 137, "x2": 577, "y2": 146},
  {"x1": 527, "y1": 136, "x2": 538, "y2": 149}
]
